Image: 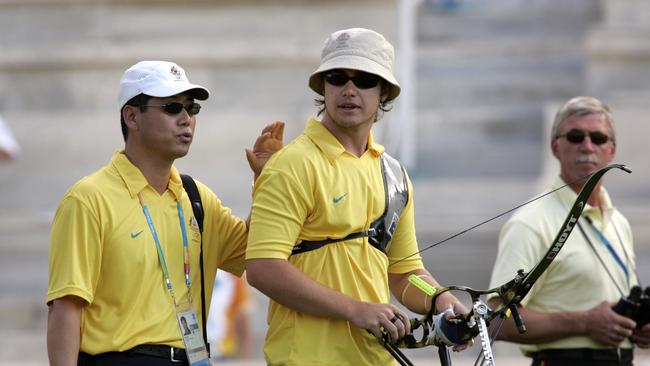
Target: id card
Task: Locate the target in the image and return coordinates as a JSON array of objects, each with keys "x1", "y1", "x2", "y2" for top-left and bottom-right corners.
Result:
[{"x1": 176, "y1": 305, "x2": 210, "y2": 366}]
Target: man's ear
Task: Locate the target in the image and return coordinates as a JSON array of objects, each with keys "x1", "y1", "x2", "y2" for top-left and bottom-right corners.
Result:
[
  {"x1": 551, "y1": 138, "x2": 559, "y2": 159},
  {"x1": 380, "y1": 84, "x2": 389, "y2": 103},
  {"x1": 122, "y1": 105, "x2": 139, "y2": 131},
  {"x1": 380, "y1": 91, "x2": 388, "y2": 103}
]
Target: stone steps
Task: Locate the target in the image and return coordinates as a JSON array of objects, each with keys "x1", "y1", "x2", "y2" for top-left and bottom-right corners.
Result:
[{"x1": 404, "y1": 2, "x2": 597, "y2": 179}]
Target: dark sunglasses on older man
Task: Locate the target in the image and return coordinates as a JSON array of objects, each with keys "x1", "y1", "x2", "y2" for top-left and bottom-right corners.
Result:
[
  {"x1": 324, "y1": 71, "x2": 381, "y2": 89},
  {"x1": 140, "y1": 102, "x2": 202, "y2": 116},
  {"x1": 557, "y1": 129, "x2": 611, "y2": 145}
]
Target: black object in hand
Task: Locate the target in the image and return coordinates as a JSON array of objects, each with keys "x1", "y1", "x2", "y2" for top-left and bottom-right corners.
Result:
[
  {"x1": 634, "y1": 287, "x2": 650, "y2": 329},
  {"x1": 612, "y1": 286, "x2": 642, "y2": 319}
]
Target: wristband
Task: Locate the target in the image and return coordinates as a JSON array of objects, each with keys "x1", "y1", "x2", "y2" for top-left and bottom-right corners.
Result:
[
  {"x1": 408, "y1": 274, "x2": 437, "y2": 297},
  {"x1": 403, "y1": 274, "x2": 446, "y2": 312},
  {"x1": 401, "y1": 274, "x2": 433, "y2": 303}
]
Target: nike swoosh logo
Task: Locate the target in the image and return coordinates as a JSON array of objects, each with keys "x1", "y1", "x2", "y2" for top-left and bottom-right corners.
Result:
[
  {"x1": 130, "y1": 230, "x2": 144, "y2": 239},
  {"x1": 332, "y1": 193, "x2": 348, "y2": 204}
]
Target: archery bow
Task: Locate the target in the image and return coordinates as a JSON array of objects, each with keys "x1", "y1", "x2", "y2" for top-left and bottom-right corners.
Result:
[{"x1": 384, "y1": 163, "x2": 632, "y2": 365}]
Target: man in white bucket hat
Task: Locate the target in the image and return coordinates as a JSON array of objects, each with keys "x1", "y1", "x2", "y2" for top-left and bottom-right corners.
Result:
[
  {"x1": 246, "y1": 28, "x2": 468, "y2": 365},
  {"x1": 46, "y1": 60, "x2": 283, "y2": 366}
]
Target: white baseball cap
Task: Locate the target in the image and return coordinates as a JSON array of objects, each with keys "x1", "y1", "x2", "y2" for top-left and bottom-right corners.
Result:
[
  {"x1": 309, "y1": 28, "x2": 401, "y2": 101},
  {"x1": 118, "y1": 60, "x2": 210, "y2": 109}
]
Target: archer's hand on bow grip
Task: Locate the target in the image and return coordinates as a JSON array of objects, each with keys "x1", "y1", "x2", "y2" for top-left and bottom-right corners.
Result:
[
  {"x1": 433, "y1": 310, "x2": 479, "y2": 346},
  {"x1": 405, "y1": 275, "x2": 477, "y2": 347}
]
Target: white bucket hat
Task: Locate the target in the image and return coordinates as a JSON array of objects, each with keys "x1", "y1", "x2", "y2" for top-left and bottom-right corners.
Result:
[
  {"x1": 118, "y1": 60, "x2": 210, "y2": 109},
  {"x1": 309, "y1": 28, "x2": 401, "y2": 101}
]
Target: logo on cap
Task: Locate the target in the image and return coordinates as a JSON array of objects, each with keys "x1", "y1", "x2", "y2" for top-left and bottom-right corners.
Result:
[
  {"x1": 335, "y1": 32, "x2": 351, "y2": 49},
  {"x1": 170, "y1": 66, "x2": 183, "y2": 81}
]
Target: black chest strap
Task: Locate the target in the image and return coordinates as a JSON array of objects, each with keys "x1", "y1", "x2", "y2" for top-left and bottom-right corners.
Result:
[{"x1": 291, "y1": 229, "x2": 376, "y2": 255}]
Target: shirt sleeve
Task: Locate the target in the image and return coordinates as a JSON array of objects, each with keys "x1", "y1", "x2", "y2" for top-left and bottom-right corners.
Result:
[
  {"x1": 246, "y1": 167, "x2": 313, "y2": 260},
  {"x1": 47, "y1": 195, "x2": 101, "y2": 305},
  {"x1": 199, "y1": 182, "x2": 248, "y2": 277},
  {"x1": 387, "y1": 175, "x2": 424, "y2": 274}
]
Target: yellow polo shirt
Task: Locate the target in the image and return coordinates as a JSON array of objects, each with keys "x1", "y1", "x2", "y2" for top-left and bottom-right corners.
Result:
[
  {"x1": 489, "y1": 176, "x2": 636, "y2": 353},
  {"x1": 47, "y1": 150, "x2": 247, "y2": 354},
  {"x1": 247, "y1": 118, "x2": 424, "y2": 366}
]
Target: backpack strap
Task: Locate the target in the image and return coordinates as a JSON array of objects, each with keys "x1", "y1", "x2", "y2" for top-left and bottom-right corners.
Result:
[
  {"x1": 180, "y1": 174, "x2": 209, "y2": 355},
  {"x1": 181, "y1": 174, "x2": 204, "y2": 232}
]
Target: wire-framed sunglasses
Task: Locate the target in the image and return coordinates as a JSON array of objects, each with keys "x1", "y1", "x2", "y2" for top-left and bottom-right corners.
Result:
[
  {"x1": 324, "y1": 71, "x2": 381, "y2": 89},
  {"x1": 556, "y1": 129, "x2": 611, "y2": 145},
  {"x1": 140, "y1": 102, "x2": 202, "y2": 116}
]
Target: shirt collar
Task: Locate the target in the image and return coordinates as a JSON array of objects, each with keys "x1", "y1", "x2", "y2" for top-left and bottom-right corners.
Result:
[
  {"x1": 304, "y1": 118, "x2": 385, "y2": 164},
  {"x1": 552, "y1": 175, "x2": 614, "y2": 224},
  {"x1": 111, "y1": 149, "x2": 184, "y2": 200}
]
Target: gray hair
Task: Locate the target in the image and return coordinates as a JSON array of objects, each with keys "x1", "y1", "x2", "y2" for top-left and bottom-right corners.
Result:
[{"x1": 551, "y1": 96, "x2": 615, "y2": 142}]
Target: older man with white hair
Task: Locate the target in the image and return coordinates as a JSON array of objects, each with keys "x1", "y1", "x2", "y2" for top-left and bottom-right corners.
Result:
[{"x1": 489, "y1": 96, "x2": 650, "y2": 366}]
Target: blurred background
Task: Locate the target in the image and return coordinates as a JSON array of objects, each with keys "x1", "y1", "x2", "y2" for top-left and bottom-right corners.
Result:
[{"x1": 0, "y1": 0, "x2": 649, "y2": 365}]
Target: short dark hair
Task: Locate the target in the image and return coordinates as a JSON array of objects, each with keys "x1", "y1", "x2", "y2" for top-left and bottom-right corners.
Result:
[{"x1": 120, "y1": 94, "x2": 152, "y2": 141}]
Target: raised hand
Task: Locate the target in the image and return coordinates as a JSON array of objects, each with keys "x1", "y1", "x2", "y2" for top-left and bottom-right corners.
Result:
[{"x1": 246, "y1": 121, "x2": 285, "y2": 178}]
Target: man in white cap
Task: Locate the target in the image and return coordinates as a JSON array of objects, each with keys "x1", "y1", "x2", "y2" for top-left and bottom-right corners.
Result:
[
  {"x1": 246, "y1": 28, "x2": 468, "y2": 365},
  {"x1": 46, "y1": 60, "x2": 283, "y2": 366}
]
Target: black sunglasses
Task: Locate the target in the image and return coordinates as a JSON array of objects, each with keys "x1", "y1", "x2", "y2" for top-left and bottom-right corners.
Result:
[
  {"x1": 140, "y1": 102, "x2": 202, "y2": 116},
  {"x1": 557, "y1": 129, "x2": 611, "y2": 145},
  {"x1": 324, "y1": 71, "x2": 381, "y2": 89}
]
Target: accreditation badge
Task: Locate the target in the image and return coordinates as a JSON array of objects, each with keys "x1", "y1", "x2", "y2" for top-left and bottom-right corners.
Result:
[{"x1": 176, "y1": 304, "x2": 210, "y2": 366}]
